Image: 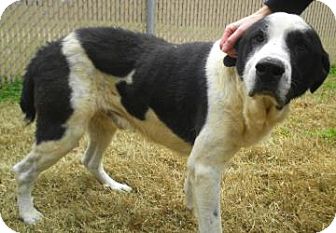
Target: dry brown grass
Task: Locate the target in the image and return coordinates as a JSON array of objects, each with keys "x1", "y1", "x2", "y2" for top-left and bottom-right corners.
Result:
[{"x1": 0, "y1": 76, "x2": 335, "y2": 233}]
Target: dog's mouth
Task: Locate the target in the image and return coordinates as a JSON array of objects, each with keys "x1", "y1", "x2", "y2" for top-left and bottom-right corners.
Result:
[{"x1": 248, "y1": 90, "x2": 285, "y2": 110}]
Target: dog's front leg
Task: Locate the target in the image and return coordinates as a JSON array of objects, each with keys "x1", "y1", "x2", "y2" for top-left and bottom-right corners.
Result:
[
  {"x1": 193, "y1": 161, "x2": 222, "y2": 233},
  {"x1": 187, "y1": 130, "x2": 236, "y2": 233}
]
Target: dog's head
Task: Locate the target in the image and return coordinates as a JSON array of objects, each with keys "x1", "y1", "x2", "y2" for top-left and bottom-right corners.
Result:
[{"x1": 230, "y1": 12, "x2": 330, "y2": 108}]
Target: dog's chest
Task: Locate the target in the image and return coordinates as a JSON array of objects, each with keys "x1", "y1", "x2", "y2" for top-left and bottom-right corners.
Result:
[
  {"x1": 233, "y1": 98, "x2": 289, "y2": 147},
  {"x1": 206, "y1": 89, "x2": 288, "y2": 150}
]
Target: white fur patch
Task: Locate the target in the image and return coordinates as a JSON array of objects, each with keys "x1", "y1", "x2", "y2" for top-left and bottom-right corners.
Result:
[
  {"x1": 124, "y1": 70, "x2": 135, "y2": 84},
  {"x1": 62, "y1": 32, "x2": 96, "y2": 113}
]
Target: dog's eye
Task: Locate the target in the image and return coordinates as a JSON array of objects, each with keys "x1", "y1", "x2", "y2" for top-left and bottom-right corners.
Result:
[{"x1": 252, "y1": 33, "x2": 265, "y2": 43}]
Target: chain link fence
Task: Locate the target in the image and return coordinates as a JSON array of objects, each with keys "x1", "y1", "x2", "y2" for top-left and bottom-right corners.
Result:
[{"x1": 0, "y1": 0, "x2": 335, "y2": 83}]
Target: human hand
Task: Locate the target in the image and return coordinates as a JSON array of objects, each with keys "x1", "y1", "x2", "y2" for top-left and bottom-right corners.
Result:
[{"x1": 220, "y1": 5, "x2": 271, "y2": 57}]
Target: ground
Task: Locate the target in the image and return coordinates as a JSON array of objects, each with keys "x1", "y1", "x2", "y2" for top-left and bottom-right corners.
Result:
[{"x1": 0, "y1": 74, "x2": 335, "y2": 233}]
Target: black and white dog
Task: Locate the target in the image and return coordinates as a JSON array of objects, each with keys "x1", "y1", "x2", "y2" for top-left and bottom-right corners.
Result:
[{"x1": 14, "y1": 13, "x2": 329, "y2": 232}]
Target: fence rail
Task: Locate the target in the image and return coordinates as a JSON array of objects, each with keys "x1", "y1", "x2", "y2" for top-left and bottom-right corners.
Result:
[{"x1": 0, "y1": 0, "x2": 335, "y2": 83}]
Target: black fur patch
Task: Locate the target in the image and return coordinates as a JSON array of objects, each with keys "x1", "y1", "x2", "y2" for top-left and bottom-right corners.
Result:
[
  {"x1": 21, "y1": 41, "x2": 73, "y2": 144},
  {"x1": 77, "y1": 27, "x2": 166, "y2": 77},
  {"x1": 285, "y1": 29, "x2": 330, "y2": 101},
  {"x1": 78, "y1": 28, "x2": 211, "y2": 144},
  {"x1": 213, "y1": 210, "x2": 218, "y2": 217},
  {"x1": 129, "y1": 42, "x2": 211, "y2": 144}
]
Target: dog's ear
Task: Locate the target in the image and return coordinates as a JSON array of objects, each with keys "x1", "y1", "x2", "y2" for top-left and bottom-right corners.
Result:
[
  {"x1": 223, "y1": 38, "x2": 241, "y2": 67},
  {"x1": 310, "y1": 50, "x2": 330, "y2": 93}
]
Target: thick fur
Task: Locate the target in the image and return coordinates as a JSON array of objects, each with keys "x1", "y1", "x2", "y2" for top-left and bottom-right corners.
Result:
[{"x1": 14, "y1": 13, "x2": 329, "y2": 232}]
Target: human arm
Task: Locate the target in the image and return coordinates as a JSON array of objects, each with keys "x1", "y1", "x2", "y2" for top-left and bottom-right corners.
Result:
[
  {"x1": 220, "y1": 5, "x2": 271, "y2": 57},
  {"x1": 220, "y1": 0, "x2": 314, "y2": 57},
  {"x1": 264, "y1": 0, "x2": 314, "y2": 14}
]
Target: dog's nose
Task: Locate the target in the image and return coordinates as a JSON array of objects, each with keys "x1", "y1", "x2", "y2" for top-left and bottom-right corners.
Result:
[{"x1": 255, "y1": 58, "x2": 285, "y2": 79}]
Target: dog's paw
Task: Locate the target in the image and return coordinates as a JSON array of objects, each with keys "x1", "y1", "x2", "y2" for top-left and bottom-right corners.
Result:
[
  {"x1": 21, "y1": 208, "x2": 43, "y2": 225},
  {"x1": 104, "y1": 182, "x2": 132, "y2": 193},
  {"x1": 117, "y1": 183, "x2": 133, "y2": 193}
]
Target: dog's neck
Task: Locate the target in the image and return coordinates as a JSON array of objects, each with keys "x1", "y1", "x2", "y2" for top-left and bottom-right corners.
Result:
[
  {"x1": 243, "y1": 95, "x2": 288, "y2": 134},
  {"x1": 223, "y1": 67, "x2": 289, "y2": 147},
  {"x1": 239, "y1": 76, "x2": 289, "y2": 146}
]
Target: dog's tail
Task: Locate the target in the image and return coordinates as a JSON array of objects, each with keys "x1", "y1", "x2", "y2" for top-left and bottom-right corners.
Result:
[{"x1": 20, "y1": 62, "x2": 36, "y2": 124}]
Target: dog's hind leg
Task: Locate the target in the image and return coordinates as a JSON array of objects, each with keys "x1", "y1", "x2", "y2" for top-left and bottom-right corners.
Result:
[
  {"x1": 82, "y1": 113, "x2": 132, "y2": 192},
  {"x1": 13, "y1": 116, "x2": 87, "y2": 224}
]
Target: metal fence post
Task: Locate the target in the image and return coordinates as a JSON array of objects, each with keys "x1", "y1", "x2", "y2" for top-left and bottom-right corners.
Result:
[{"x1": 146, "y1": 0, "x2": 155, "y2": 34}]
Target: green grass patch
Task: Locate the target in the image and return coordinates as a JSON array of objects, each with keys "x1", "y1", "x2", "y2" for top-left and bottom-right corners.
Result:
[
  {"x1": 313, "y1": 75, "x2": 336, "y2": 102},
  {"x1": 329, "y1": 65, "x2": 336, "y2": 76},
  {"x1": 320, "y1": 128, "x2": 336, "y2": 139},
  {"x1": 307, "y1": 128, "x2": 336, "y2": 140},
  {"x1": 0, "y1": 80, "x2": 22, "y2": 103},
  {"x1": 323, "y1": 77, "x2": 336, "y2": 90}
]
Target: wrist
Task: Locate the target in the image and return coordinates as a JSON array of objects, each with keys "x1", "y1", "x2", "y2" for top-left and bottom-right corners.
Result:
[{"x1": 255, "y1": 5, "x2": 272, "y2": 17}]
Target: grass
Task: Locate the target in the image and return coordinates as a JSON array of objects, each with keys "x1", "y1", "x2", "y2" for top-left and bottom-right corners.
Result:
[
  {"x1": 307, "y1": 128, "x2": 336, "y2": 140},
  {"x1": 0, "y1": 74, "x2": 335, "y2": 233},
  {"x1": 329, "y1": 65, "x2": 336, "y2": 76},
  {"x1": 0, "y1": 80, "x2": 22, "y2": 103}
]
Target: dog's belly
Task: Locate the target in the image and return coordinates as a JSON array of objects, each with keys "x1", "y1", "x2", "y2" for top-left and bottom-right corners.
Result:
[{"x1": 95, "y1": 72, "x2": 192, "y2": 155}]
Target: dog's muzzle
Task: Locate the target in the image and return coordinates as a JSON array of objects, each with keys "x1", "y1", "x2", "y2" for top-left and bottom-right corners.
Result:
[{"x1": 249, "y1": 57, "x2": 285, "y2": 104}]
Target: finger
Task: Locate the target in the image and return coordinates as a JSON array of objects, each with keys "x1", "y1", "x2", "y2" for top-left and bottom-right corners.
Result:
[
  {"x1": 221, "y1": 27, "x2": 244, "y2": 52},
  {"x1": 219, "y1": 25, "x2": 237, "y2": 49},
  {"x1": 220, "y1": 26, "x2": 236, "y2": 49},
  {"x1": 226, "y1": 49, "x2": 237, "y2": 58},
  {"x1": 221, "y1": 25, "x2": 236, "y2": 42}
]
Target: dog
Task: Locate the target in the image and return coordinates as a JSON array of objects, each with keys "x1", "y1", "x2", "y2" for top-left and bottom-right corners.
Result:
[{"x1": 13, "y1": 12, "x2": 329, "y2": 232}]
